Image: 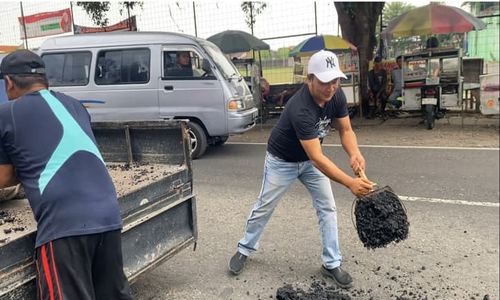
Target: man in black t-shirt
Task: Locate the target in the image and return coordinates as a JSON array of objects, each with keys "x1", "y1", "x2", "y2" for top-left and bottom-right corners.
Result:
[
  {"x1": 0, "y1": 50, "x2": 131, "y2": 300},
  {"x1": 368, "y1": 56, "x2": 388, "y2": 117},
  {"x1": 229, "y1": 50, "x2": 373, "y2": 289}
]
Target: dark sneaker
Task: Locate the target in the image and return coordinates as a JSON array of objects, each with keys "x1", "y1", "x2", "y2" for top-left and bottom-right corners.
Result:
[
  {"x1": 321, "y1": 266, "x2": 353, "y2": 289},
  {"x1": 229, "y1": 251, "x2": 247, "y2": 275}
]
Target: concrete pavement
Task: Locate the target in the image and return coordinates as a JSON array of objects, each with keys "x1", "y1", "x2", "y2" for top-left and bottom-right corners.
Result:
[{"x1": 256, "y1": 111, "x2": 500, "y2": 129}]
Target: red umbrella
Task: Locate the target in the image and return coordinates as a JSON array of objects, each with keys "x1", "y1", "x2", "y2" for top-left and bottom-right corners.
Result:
[{"x1": 382, "y1": 3, "x2": 486, "y2": 39}]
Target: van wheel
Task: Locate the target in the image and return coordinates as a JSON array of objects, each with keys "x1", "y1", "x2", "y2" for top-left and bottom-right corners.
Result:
[{"x1": 187, "y1": 122, "x2": 208, "y2": 159}]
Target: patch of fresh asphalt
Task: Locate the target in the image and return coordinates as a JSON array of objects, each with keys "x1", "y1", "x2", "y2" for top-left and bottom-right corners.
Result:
[{"x1": 131, "y1": 143, "x2": 499, "y2": 300}]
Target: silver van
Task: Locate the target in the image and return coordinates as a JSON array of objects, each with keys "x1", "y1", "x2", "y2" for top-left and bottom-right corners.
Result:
[{"x1": 39, "y1": 32, "x2": 258, "y2": 158}]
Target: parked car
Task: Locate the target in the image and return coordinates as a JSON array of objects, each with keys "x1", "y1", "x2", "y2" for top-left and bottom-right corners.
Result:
[{"x1": 38, "y1": 31, "x2": 258, "y2": 158}]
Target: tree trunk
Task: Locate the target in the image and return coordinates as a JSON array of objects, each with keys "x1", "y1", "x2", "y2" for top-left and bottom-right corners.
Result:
[{"x1": 335, "y1": 2, "x2": 384, "y2": 117}]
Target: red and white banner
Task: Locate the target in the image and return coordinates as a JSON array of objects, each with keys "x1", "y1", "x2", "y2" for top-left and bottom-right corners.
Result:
[
  {"x1": 18, "y1": 8, "x2": 72, "y2": 39},
  {"x1": 74, "y1": 16, "x2": 137, "y2": 34}
]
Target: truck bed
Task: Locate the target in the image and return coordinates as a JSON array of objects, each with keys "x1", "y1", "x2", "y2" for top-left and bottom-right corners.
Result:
[
  {"x1": 0, "y1": 163, "x2": 184, "y2": 244},
  {"x1": 0, "y1": 121, "x2": 197, "y2": 300},
  {"x1": 0, "y1": 201, "x2": 35, "y2": 245}
]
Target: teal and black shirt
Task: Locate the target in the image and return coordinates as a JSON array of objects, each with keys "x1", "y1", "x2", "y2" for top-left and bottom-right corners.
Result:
[{"x1": 0, "y1": 89, "x2": 121, "y2": 247}]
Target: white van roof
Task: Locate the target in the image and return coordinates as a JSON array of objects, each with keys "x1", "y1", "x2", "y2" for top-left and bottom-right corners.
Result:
[{"x1": 40, "y1": 31, "x2": 208, "y2": 50}]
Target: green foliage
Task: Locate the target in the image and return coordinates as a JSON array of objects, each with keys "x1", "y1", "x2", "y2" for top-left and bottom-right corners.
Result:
[
  {"x1": 120, "y1": 2, "x2": 144, "y2": 16},
  {"x1": 379, "y1": 2, "x2": 417, "y2": 58},
  {"x1": 76, "y1": 2, "x2": 110, "y2": 26},
  {"x1": 245, "y1": 46, "x2": 290, "y2": 60},
  {"x1": 382, "y1": 2, "x2": 415, "y2": 26},
  {"x1": 276, "y1": 47, "x2": 290, "y2": 58},
  {"x1": 241, "y1": 2, "x2": 267, "y2": 30},
  {"x1": 76, "y1": 1, "x2": 143, "y2": 27}
]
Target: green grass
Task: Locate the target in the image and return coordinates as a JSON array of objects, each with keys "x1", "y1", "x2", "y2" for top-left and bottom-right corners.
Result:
[
  {"x1": 237, "y1": 66, "x2": 294, "y2": 85},
  {"x1": 262, "y1": 67, "x2": 294, "y2": 84}
]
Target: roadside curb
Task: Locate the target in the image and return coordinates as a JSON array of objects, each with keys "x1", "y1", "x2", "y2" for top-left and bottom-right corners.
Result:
[{"x1": 259, "y1": 114, "x2": 499, "y2": 129}]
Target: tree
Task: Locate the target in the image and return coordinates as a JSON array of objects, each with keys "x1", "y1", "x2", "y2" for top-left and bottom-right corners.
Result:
[
  {"x1": 379, "y1": 2, "x2": 416, "y2": 58},
  {"x1": 335, "y1": 2, "x2": 385, "y2": 117},
  {"x1": 241, "y1": 2, "x2": 267, "y2": 34},
  {"x1": 382, "y1": 2, "x2": 415, "y2": 26},
  {"x1": 276, "y1": 47, "x2": 290, "y2": 59},
  {"x1": 77, "y1": 2, "x2": 110, "y2": 27},
  {"x1": 76, "y1": 1, "x2": 143, "y2": 27},
  {"x1": 241, "y1": 2, "x2": 267, "y2": 77}
]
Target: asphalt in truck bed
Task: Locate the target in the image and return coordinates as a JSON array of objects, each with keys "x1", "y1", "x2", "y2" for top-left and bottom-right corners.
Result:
[{"x1": 0, "y1": 163, "x2": 184, "y2": 245}]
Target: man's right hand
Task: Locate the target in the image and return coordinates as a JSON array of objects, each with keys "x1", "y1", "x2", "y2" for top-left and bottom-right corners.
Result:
[{"x1": 348, "y1": 177, "x2": 374, "y2": 197}]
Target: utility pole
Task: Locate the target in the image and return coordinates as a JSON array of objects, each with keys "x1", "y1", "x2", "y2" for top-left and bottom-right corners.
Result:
[
  {"x1": 20, "y1": 2, "x2": 29, "y2": 49},
  {"x1": 193, "y1": 2, "x2": 197, "y2": 37}
]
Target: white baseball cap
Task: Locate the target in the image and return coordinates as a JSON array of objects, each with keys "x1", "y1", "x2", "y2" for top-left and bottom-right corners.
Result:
[{"x1": 307, "y1": 50, "x2": 347, "y2": 83}]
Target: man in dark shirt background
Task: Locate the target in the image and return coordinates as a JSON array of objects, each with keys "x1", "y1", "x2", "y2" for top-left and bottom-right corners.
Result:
[
  {"x1": 0, "y1": 50, "x2": 131, "y2": 300},
  {"x1": 368, "y1": 56, "x2": 388, "y2": 118},
  {"x1": 229, "y1": 50, "x2": 373, "y2": 289}
]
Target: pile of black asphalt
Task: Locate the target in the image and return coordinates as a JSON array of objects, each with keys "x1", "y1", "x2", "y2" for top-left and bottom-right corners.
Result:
[{"x1": 353, "y1": 186, "x2": 409, "y2": 249}]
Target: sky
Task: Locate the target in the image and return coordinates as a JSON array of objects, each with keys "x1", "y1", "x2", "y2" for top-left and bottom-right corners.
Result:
[{"x1": 0, "y1": 1, "x2": 476, "y2": 51}]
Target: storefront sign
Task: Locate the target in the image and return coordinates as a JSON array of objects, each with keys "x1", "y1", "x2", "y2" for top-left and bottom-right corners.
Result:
[{"x1": 19, "y1": 8, "x2": 72, "y2": 39}]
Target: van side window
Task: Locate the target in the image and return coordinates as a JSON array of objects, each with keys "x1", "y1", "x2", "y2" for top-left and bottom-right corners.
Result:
[
  {"x1": 163, "y1": 50, "x2": 212, "y2": 79},
  {"x1": 42, "y1": 52, "x2": 91, "y2": 86},
  {"x1": 95, "y1": 49, "x2": 150, "y2": 85}
]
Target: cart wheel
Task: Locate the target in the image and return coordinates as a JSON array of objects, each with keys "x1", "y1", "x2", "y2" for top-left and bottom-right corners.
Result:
[{"x1": 425, "y1": 105, "x2": 435, "y2": 130}]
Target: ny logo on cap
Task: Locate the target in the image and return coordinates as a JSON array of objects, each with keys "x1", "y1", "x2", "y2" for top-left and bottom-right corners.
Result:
[{"x1": 325, "y1": 56, "x2": 336, "y2": 68}]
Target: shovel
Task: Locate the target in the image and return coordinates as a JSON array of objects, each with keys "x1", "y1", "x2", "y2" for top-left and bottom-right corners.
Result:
[{"x1": 352, "y1": 170, "x2": 410, "y2": 249}]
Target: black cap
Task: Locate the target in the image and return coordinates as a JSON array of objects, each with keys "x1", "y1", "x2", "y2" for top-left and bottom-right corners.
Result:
[{"x1": 0, "y1": 50, "x2": 45, "y2": 77}]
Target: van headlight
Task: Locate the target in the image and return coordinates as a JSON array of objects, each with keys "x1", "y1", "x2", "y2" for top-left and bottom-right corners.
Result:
[{"x1": 228, "y1": 98, "x2": 244, "y2": 111}]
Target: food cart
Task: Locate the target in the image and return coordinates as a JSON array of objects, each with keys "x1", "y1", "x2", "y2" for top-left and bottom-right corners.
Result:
[
  {"x1": 479, "y1": 73, "x2": 500, "y2": 115},
  {"x1": 401, "y1": 48, "x2": 463, "y2": 129}
]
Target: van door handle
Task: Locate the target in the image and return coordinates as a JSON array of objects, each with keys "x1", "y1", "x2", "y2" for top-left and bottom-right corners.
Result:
[{"x1": 164, "y1": 85, "x2": 174, "y2": 91}]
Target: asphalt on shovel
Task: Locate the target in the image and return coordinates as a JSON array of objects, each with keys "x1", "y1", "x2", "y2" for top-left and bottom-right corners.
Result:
[{"x1": 352, "y1": 170, "x2": 410, "y2": 249}]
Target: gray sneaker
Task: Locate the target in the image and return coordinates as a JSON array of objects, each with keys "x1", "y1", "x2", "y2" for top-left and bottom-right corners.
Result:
[
  {"x1": 229, "y1": 251, "x2": 247, "y2": 275},
  {"x1": 321, "y1": 266, "x2": 353, "y2": 289}
]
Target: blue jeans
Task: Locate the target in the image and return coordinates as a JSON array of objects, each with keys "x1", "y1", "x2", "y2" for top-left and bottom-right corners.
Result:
[
  {"x1": 238, "y1": 152, "x2": 342, "y2": 269},
  {"x1": 388, "y1": 90, "x2": 402, "y2": 108}
]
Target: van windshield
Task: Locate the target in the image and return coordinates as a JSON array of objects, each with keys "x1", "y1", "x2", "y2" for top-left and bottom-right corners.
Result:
[{"x1": 202, "y1": 42, "x2": 241, "y2": 81}]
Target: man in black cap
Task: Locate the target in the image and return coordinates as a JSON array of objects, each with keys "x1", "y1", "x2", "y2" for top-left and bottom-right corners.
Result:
[{"x1": 0, "y1": 50, "x2": 132, "y2": 300}]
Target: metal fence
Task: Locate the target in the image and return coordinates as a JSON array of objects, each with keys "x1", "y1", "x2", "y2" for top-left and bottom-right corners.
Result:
[
  {"x1": 0, "y1": 1, "x2": 343, "y2": 85},
  {"x1": 1, "y1": 1, "x2": 498, "y2": 86}
]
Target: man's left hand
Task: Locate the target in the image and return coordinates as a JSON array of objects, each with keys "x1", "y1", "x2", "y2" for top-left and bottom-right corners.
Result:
[{"x1": 349, "y1": 153, "x2": 366, "y2": 174}]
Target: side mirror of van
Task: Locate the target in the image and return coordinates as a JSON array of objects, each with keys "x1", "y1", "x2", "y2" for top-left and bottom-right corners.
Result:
[{"x1": 202, "y1": 60, "x2": 212, "y2": 74}]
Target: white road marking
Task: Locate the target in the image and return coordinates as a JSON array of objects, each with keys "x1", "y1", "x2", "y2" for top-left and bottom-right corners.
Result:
[
  {"x1": 398, "y1": 195, "x2": 499, "y2": 207},
  {"x1": 353, "y1": 145, "x2": 499, "y2": 151},
  {"x1": 227, "y1": 142, "x2": 499, "y2": 151},
  {"x1": 227, "y1": 142, "x2": 499, "y2": 207}
]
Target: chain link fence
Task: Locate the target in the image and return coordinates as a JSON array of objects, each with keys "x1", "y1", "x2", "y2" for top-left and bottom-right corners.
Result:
[
  {"x1": 1, "y1": 1, "x2": 497, "y2": 86},
  {"x1": 0, "y1": 1, "x2": 346, "y2": 85}
]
